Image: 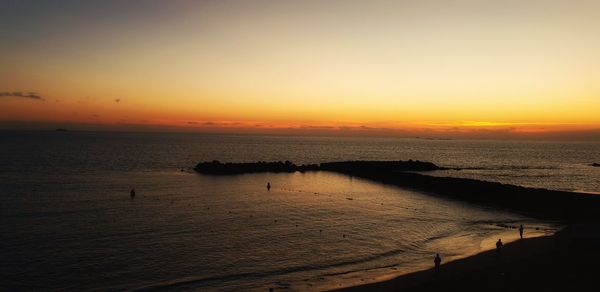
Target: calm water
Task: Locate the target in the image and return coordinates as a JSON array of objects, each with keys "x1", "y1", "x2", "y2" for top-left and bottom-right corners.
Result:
[{"x1": 2, "y1": 131, "x2": 598, "y2": 291}]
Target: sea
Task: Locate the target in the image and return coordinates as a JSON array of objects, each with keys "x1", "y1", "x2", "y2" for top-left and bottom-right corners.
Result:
[{"x1": 1, "y1": 131, "x2": 599, "y2": 291}]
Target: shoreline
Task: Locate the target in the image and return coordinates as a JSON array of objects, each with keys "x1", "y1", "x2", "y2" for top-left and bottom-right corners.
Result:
[
  {"x1": 309, "y1": 225, "x2": 555, "y2": 292},
  {"x1": 193, "y1": 160, "x2": 600, "y2": 291},
  {"x1": 333, "y1": 226, "x2": 599, "y2": 291}
]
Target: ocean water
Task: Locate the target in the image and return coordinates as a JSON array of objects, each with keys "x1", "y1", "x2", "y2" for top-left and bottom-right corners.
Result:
[{"x1": 1, "y1": 131, "x2": 597, "y2": 291}]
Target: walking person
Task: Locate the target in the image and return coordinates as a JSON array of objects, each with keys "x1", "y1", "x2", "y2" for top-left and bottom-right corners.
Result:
[
  {"x1": 519, "y1": 224, "x2": 524, "y2": 239},
  {"x1": 434, "y1": 253, "x2": 442, "y2": 275},
  {"x1": 496, "y1": 238, "x2": 503, "y2": 254}
]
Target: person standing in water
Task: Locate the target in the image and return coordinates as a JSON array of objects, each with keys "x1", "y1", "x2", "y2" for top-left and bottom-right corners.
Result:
[
  {"x1": 130, "y1": 188, "x2": 135, "y2": 199},
  {"x1": 267, "y1": 182, "x2": 271, "y2": 191},
  {"x1": 519, "y1": 224, "x2": 524, "y2": 239},
  {"x1": 496, "y1": 239, "x2": 503, "y2": 254},
  {"x1": 434, "y1": 253, "x2": 442, "y2": 274}
]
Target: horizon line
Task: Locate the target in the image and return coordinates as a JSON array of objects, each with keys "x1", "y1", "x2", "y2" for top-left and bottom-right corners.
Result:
[{"x1": 2, "y1": 120, "x2": 600, "y2": 142}]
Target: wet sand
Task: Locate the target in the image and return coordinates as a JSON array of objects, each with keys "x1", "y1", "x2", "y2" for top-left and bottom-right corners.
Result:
[{"x1": 335, "y1": 226, "x2": 600, "y2": 291}]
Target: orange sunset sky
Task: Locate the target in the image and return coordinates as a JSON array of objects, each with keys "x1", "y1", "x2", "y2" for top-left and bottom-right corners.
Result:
[{"x1": 1, "y1": 0, "x2": 599, "y2": 139}]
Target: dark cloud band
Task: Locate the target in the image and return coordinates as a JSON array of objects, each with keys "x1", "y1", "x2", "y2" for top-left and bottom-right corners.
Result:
[{"x1": 0, "y1": 91, "x2": 44, "y2": 100}]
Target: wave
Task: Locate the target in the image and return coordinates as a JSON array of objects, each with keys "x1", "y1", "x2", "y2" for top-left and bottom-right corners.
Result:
[
  {"x1": 456, "y1": 165, "x2": 559, "y2": 171},
  {"x1": 131, "y1": 248, "x2": 409, "y2": 291}
]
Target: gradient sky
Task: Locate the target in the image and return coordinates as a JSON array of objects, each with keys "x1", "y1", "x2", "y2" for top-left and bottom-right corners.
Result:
[{"x1": 1, "y1": 0, "x2": 599, "y2": 139}]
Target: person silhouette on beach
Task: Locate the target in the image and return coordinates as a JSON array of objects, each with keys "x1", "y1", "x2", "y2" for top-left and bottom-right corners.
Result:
[
  {"x1": 130, "y1": 188, "x2": 135, "y2": 199},
  {"x1": 267, "y1": 182, "x2": 271, "y2": 191},
  {"x1": 519, "y1": 224, "x2": 524, "y2": 239},
  {"x1": 434, "y1": 253, "x2": 442, "y2": 274},
  {"x1": 496, "y1": 239, "x2": 503, "y2": 254}
]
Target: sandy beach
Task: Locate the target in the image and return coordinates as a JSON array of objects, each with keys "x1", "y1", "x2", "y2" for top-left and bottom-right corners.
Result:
[{"x1": 335, "y1": 225, "x2": 600, "y2": 291}]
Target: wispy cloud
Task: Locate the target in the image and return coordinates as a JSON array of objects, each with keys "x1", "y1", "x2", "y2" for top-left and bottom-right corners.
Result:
[
  {"x1": 187, "y1": 121, "x2": 242, "y2": 127},
  {"x1": 0, "y1": 91, "x2": 44, "y2": 100}
]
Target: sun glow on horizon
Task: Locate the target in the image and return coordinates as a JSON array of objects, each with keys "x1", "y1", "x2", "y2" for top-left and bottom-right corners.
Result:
[{"x1": 1, "y1": 0, "x2": 600, "y2": 139}]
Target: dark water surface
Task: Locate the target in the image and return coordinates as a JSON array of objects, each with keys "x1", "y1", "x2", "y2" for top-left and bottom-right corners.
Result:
[{"x1": 2, "y1": 131, "x2": 597, "y2": 290}]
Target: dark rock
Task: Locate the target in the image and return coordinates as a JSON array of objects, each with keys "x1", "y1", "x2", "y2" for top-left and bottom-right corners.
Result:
[
  {"x1": 194, "y1": 160, "x2": 442, "y2": 175},
  {"x1": 193, "y1": 159, "x2": 600, "y2": 222}
]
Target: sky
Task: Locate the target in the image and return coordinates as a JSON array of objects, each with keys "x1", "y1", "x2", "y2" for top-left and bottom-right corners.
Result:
[{"x1": 1, "y1": 0, "x2": 599, "y2": 139}]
